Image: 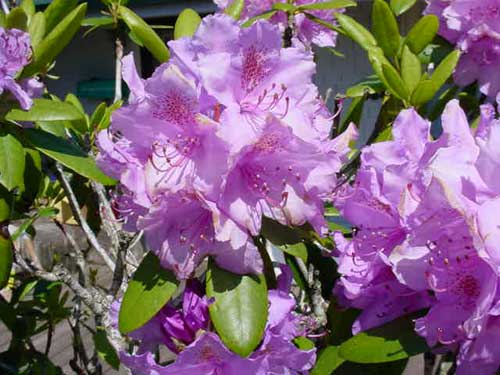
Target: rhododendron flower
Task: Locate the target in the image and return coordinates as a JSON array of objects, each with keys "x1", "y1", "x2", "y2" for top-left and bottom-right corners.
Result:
[
  {"x1": 0, "y1": 27, "x2": 34, "y2": 109},
  {"x1": 213, "y1": 0, "x2": 343, "y2": 48},
  {"x1": 425, "y1": 0, "x2": 500, "y2": 99},
  {"x1": 120, "y1": 270, "x2": 316, "y2": 374}
]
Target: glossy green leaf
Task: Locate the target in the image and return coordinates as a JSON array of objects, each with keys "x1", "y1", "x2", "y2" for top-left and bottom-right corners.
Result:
[
  {"x1": 367, "y1": 47, "x2": 392, "y2": 89},
  {"x1": 311, "y1": 346, "x2": 345, "y2": 375},
  {"x1": 294, "y1": 336, "x2": 315, "y2": 350},
  {"x1": 174, "y1": 8, "x2": 201, "y2": 40},
  {"x1": 43, "y1": 0, "x2": 78, "y2": 32},
  {"x1": 6, "y1": 8, "x2": 28, "y2": 30},
  {"x1": 405, "y1": 15, "x2": 439, "y2": 54},
  {"x1": 0, "y1": 131, "x2": 25, "y2": 191},
  {"x1": 28, "y1": 12, "x2": 46, "y2": 47},
  {"x1": 0, "y1": 11, "x2": 5, "y2": 27},
  {"x1": 225, "y1": 0, "x2": 245, "y2": 19},
  {"x1": 6, "y1": 99, "x2": 84, "y2": 122},
  {"x1": 206, "y1": 261, "x2": 268, "y2": 357},
  {"x1": 94, "y1": 328, "x2": 120, "y2": 370},
  {"x1": 20, "y1": 0, "x2": 35, "y2": 19},
  {"x1": 119, "y1": 6, "x2": 169, "y2": 63},
  {"x1": 272, "y1": 2, "x2": 296, "y2": 12},
  {"x1": 335, "y1": 13, "x2": 377, "y2": 50},
  {"x1": 390, "y1": 0, "x2": 417, "y2": 15},
  {"x1": 242, "y1": 10, "x2": 277, "y2": 27},
  {"x1": 23, "y1": 3, "x2": 87, "y2": 77},
  {"x1": 401, "y1": 45, "x2": 421, "y2": 92},
  {"x1": 0, "y1": 187, "x2": 10, "y2": 222},
  {"x1": 382, "y1": 63, "x2": 409, "y2": 100},
  {"x1": 410, "y1": 79, "x2": 436, "y2": 106},
  {"x1": 430, "y1": 49, "x2": 460, "y2": 89},
  {"x1": 25, "y1": 128, "x2": 116, "y2": 185},
  {"x1": 0, "y1": 236, "x2": 13, "y2": 290},
  {"x1": 119, "y1": 252, "x2": 179, "y2": 334},
  {"x1": 338, "y1": 316, "x2": 428, "y2": 363},
  {"x1": 298, "y1": 0, "x2": 356, "y2": 10},
  {"x1": 279, "y1": 242, "x2": 308, "y2": 262},
  {"x1": 81, "y1": 16, "x2": 114, "y2": 27},
  {"x1": 371, "y1": 0, "x2": 399, "y2": 57},
  {"x1": 345, "y1": 75, "x2": 384, "y2": 97}
]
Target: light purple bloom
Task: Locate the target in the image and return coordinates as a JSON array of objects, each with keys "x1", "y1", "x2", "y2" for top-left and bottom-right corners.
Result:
[
  {"x1": 425, "y1": 0, "x2": 500, "y2": 99},
  {"x1": 0, "y1": 27, "x2": 34, "y2": 109}
]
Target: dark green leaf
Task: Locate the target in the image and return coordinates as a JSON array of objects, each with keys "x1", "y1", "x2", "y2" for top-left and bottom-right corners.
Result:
[
  {"x1": 338, "y1": 316, "x2": 428, "y2": 363},
  {"x1": 0, "y1": 236, "x2": 12, "y2": 290},
  {"x1": 298, "y1": 0, "x2": 356, "y2": 10},
  {"x1": 327, "y1": 305, "x2": 360, "y2": 345},
  {"x1": 81, "y1": 16, "x2": 114, "y2": 27},
  {"x1": 119, "y1": 252, "x2": 179, "y2": 333},
  {"x1": 260, "y1": 217, "x2": 303, "y2": 245},
  {"x1": 279, "y1": 242, "x2": 308, "y2": 262},
  {"x1": 405, "y1": 15, "x2": 439, "y2": 54},
  {"x1": 43, "y1": 0, "x2": 78, "y2": 31},
  {"x1": 335, "y1": 359, "x2": 409, "y2": 374},
  {"x1": 119, "y1": 6, "x2": 169, "y2": 63},
  {"x1": 401, "y1": 45, "x2": 421, "y2": 92},
  {"x1": 410, "y1": 79, "x2": 436, "y2": 106},
  {"x1": 206, "y1": 261, "x2": 268, "y2": 357},
  {"x1": 6, "y1": 99, "x2": 84, "y2": 122},
  {"x1": 225, "y1": 0, "x2": 245, "y2": 19},
  {"x1": 371, "y1": 0, "x2": 399, "y2": 57},
  {"x1": 28, "y1": 12, "x2": 46, "y2": 47},
  {"x1": 382, "y1": 63, "x2": 409, "y2": 100},
  {"x1": 335, "y1": 13, "x2": 377, "y2": 50},
  {"x1": 6, "y1": 8, "x2": 28, "y2": 30},
  {"x1": 94, "y1": 328, "x2": 120, "y2": 370},
  {"x1": 0, "y1": 132, "x2": 25, "y2": 191},
  {"x1": 390, "y1": 0, "x2": 417, "y2": 15},
  {"x1": 25, "y1": 128, "x2": 116, "y2": 185},
  {"x1": 311, "y1": 346, "x2": 345, "y2": 375},
  {"x1": 293, "y1": 336, "x2": 315, "y2": 350},
  {"x1": 20, "y1": 0, "x2": 35, "y2": 19},
  {"x1": 430, "y1": 49, "x2": 460, "y2": 89},
  {"x1": 174, "y1": 8, "x2": 201, "y2": 40},
  {"x1": 285, "y1": 253, "x2": 308, "y2": 291},
  {"x1": 22, "y1": 3, "x2": 87, "y2": 77}
]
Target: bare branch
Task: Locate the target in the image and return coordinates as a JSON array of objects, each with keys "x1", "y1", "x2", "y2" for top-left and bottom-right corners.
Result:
[
  {"x1": 55, "y1": 163, "x2": 116, "y2": 272},
  {"x1": 114, "y1": 38, "x2": 123, "y2": 103}
]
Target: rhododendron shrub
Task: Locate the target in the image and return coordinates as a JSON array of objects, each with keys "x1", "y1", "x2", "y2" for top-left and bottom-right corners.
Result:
[{"x1": 1, "y1": 0, "x2": 500, "y2": 374}]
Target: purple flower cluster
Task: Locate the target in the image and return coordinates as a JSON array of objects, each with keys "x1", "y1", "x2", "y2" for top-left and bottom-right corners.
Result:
[
  {"x1": 97, "y1": 14, "x2": 354, "y2": 280},
  {"x1": 117, "y1": 271, "x2": 316, "y2": 374},
  {"x1": 425, "y1": 0, "x2": 500, "y2": 101},
  {"x1": 333, "y1": 99, "x2": 500, "y2": 374},
  {"x1": 213, "y1": 0, "x2": 344, "y2": 48},
  {"x1": 0, "y1": 27, "x2": 37, "y2": 109}
]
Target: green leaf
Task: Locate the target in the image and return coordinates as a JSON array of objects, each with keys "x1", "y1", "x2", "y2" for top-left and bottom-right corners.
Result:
[
  {"x1": 43, "y1": 0, "x2": 78, "y2": 32},
  {"x1": 410, "y1": 79, "x2": 436, "y2": 106},
  {"x1": 119, "y1": 252, "x2": 179, "y2": 334},
  {"x1": 311, "y1": 346, "x2": 345, "y2": 375},
  {"x1": 20, "y1": 0, "x2": 35, "y2": 19},
  {"x1": 0, "y1": 10, "x2": 5, "y2": 27},
  {"x1": 345, "y1": 75, "x2": 384, "y2": 97},
  {"x1": 335, "y1": 13, "x2": 377, "y2": 50},
  {"x1": 174, "y1": 8, "x2": 201, "y2": 40},
  {"x1": 22, "y1": 3, "x2": 87, "y2": 77},
  {"x1": 28, "y1": 12, "x2": 46, "y2": 47},
  {"x1": 405, "y1": 15, "x2": 439, "y2": 54},
  {"x1": 260, "y1": 217, "x2": 302, "y2": 245},
  {"x1": 382, "y1": 63, "x2": 409, "y2": 100},
  {"x1": 225, "y1": 0, "x2": 245, "y2": 19},
  {"x1": 6, "y1": 99, "x2": 84, "y2": 122},
  {"x1": 6, "y1": 8, "x2": 28, "y2": 30},
  {"x1": 0, "y1": 236, "x2": 13, "y2": 290},
  {"x1": 25, "y1": 128, "x2": 116, "y2": 185},
  {"x1": 242, "y1": 10, "x2": 277, "y2": 27},
  {"x1": 81, "y1": 16, "x2": 114, "y2": 27},
  {"x1": 401, "y1": 45, "x2": 421, "y2": 92},
  {"x1": 0, "y1": 131, "x2": 25, "y2": 191},
  {"x1": 64, "y1": 93, "x2": 88, "y2": 133},
  {"x1": 338, "y1": 316, "x2": 428, "y2": 363},
  {"x1": 298, "y1": 0, "x2": 356, "y2": 10},
  {"x1": 279, "y1": 242, "x2": 308, "y2": 262},
  {"x1": 293, "y1": 336, "x2": 315, "y2": 350},
  {"x1": 390, "y1": 0, "x2": 417, "y2": 15},
  {"x1": 206, "y1": 261, "x2": 268, "y2": 357},
  {"x1": 371, "y1": 0, "x2": 399, "y2": 57},
  {"x1": 335, "y1": 359, "x2": 409, "y2": 374},
  {"x1": 94, "y1": 328, "x2": 120, "y2": 370},
  {"x1": 430, "y1": 49, "x2": 460, "y2": 89},
  {"x1": 272, "y1": 2, "x2": 296, "y2": 12},
  {"x1": 119, "y1": 6, "x2": 169, "y2": 63}
]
